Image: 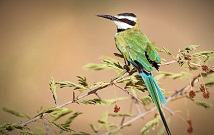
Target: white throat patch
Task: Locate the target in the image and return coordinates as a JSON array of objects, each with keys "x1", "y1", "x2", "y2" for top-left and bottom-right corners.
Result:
[{"x1": 113, "y1": 21, "x2": 132, "y2": 29}]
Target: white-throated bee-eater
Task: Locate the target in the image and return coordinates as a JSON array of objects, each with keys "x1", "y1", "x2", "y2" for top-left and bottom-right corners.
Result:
[{"x1": 97, "y1": 13, "x2": 171, "y2": 135}]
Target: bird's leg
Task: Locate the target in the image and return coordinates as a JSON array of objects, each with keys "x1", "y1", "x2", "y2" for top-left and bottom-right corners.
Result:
[{"x1": 123, "y1": 59, "x2": 130, "y2": 72}]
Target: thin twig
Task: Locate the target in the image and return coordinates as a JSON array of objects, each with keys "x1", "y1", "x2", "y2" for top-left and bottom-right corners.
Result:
[
  {"x1": 158, "y1": 60, "x2": 177, "y2": 66},
  {"x1": 43, "y1": 118, "x2": 50, "y2": 135},
  {"x1": 114, "y1": 83, "x2": 143, "y2": 105},
  {"x1": 133, "y1": 98, "x2": 141, "y2": 114},
  {"x1": 113, "y1": 72, "x2": 130, "y2": 83},
  {"x1": 162, "y1": 105, "x2": 174, "y2": 115},
  {"x1": 158, "y1": 60, "x2": 205, "y2": 68},
  {"x1": 189, "y1": 62, "x2": 201, "y2": 67}
]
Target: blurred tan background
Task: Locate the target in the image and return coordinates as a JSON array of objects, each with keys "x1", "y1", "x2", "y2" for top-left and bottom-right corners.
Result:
[{"x1": 0, "y1": 0, "x2": 213, "y2": 135}]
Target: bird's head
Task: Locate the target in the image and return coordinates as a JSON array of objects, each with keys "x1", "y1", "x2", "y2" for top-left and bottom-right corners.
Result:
[{"x1": 97, "y1": 13, "x2": 139, "y2": 32}]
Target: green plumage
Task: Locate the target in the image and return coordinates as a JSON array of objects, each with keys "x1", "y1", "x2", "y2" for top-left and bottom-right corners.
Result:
[
  {"x1": 115, "y1": 28, "x2": 171, "y2": 135},
  {"x1": 115, "y1": 28, "x2": 161, "y2": 72}
]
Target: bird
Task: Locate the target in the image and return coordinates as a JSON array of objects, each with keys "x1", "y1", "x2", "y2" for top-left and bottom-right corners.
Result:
[{"x1": 97, "y1": 13, "x2": 171, "y2": 135}]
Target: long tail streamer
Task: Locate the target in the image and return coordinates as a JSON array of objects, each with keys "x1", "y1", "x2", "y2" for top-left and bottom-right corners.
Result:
[{"x1": 140, "y1": 72, "x2": 171, "y2": 135}]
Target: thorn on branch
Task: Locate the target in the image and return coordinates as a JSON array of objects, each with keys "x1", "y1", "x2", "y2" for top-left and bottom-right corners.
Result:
[{"x1": 94, "y1": 92, "x2": 101, "y2": 99}]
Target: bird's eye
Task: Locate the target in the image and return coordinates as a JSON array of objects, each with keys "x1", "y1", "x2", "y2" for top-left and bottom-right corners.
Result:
[{"x1": 122, "y1": 18, "x2": 129, "y2": 22}]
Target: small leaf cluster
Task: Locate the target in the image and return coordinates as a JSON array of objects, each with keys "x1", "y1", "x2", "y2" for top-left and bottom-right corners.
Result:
[{"x1": 84, "y1": 55, "x2": 124, "y2": 72}]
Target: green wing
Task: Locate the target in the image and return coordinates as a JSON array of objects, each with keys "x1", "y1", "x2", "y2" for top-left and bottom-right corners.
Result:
[{"x1": 115, "y1": 29, "x2": 161, "y2": 72}]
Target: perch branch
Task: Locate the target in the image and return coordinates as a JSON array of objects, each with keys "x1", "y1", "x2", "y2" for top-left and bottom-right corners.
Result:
[
  {"x1": 101, "y1": 75, "x2": 200, "y2": 135},
  {"x1": 21, "y1": 72, "x2": 130, "y2": 126}
]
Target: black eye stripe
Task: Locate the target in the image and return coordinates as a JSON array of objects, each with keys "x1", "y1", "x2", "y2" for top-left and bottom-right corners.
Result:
[{"x1": 119, "y1": 19, "x2": 136, "y2": 26}]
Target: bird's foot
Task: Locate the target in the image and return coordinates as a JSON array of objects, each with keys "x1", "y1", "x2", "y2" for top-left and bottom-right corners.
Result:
[{"x1": 123, "y1": 64, "x2": 130, "y2": 72}]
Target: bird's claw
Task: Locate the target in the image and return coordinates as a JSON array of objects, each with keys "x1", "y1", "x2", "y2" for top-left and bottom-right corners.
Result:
[{"x1": 123, "y1": 65, "x2": 130, "y2": 72}]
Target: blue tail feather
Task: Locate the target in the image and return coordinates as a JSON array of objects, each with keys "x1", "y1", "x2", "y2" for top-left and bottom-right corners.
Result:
[
  {"x1": 140, "y1": 71, "x2": 171, "y2": 135},
  {"x1": 153, "y1": 77, "x2": 166, "y2": 104},
  {"x1": 140, "y1": 72, "x2": 166, "y2": 104}
]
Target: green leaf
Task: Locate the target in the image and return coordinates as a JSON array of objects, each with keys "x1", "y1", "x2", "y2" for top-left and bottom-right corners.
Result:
[
  {"x1": 122, "y1": 74, "x2": 147, "y2": 92},
  {"x1": 108, "y1": 113, "x2": 134, "y2": 117},
  {"x1": 101, "y1": 56, "x2": 123, "y2": 70},
  {"x1": 49, "y1": 77, "x2": 58, "y2": 105},
  {"x1": 77, "y1": 76, "x2": 89, "y2": 88},
  {"x1": 99, "y1": 97, "x2": 129, "y2": 106},
  {"x1": 192, "y1": 99, "x2": 212, "y2": 109},
  {"x1": 141, "y1": 96, "x2": 153, "y2": 106},
  {"x1": 79, "y1": 98, "x2": 107, "y2": 105},
  {"x1": 83, "y1": 56, "x2": 124, "y2": 71},
  {"x1": 2, "y1": 108, "x2": 30, "y2": 119},
  {"x1": 83, "y1": 63, "x2": 110, "y2": 71},
  {"x1": 90, "y1": 81, "x2": 110, "y2": 89},
  {"x1": 17, "y1": 130, "x2": 35, "y2": 135},
  {"x1": 112, "y1": 69, "x2": 129, "y2": 82},
  {"x1": 100, "y1": 112, "x2": 108, "y2": 124},
  {"x1": 205, "y1": 73, "x2": 214, "y2": 87},
  {"x1": 97, "y1": 120, "x2": 115, "y2": 131},
  {"x1": 56, "y1": 75, "x2": 90, "y2": 90},
  {"x1": 52, "y1": 122, "x2": 75, "y2": 132},
  {"x1": 141, "y1": 116, "x2": 159, "y2": 135},
  {"x1": 90, "y1": 124, "x2": 98, "y2": 133},
  {"x1": 206, "y1": 80, "x2": 214, "y2": 87},
  {"x1": 55, "y1": 81, "x2": 89, "y2": 90},
  {"x1": 0, "y1": 123, "x2": 27, "y2": 132},
  {"x1": 65, "y1": 112, "x2": 82, "y2": 125},
  {"x1": 56, "y1": 112, "x2": 82, "y2": 134},
  {"x1": 98, "y1": 112, "x2": 116, "y2": 131},
  {"x1": 35, "y1": 107, "x2": 65, "y2": 117},
  {"x1": 72, "y1": 132, "x2": 90, "y2": 135},
  {"x1": 162, "y1": 47, "x2": 173, "y2": 56},
  {"x1": 156, "y1": 71, "x2": 190, "y2": 80},
  {"x1": 79, "y1": 97, "x2": 128, "y2": 106},
  {"x1": 192, "y1": 51, "x2": 214, "y2": 62},
  {"x1": 51, "y1": 108, "x2": 72, "y2": 121},
  {"x1": 184, "y1": 45, "x2": 200, "y2": 52},
  {"x1": 192, "y1": 51, "x2": 214, "y2": 57}
]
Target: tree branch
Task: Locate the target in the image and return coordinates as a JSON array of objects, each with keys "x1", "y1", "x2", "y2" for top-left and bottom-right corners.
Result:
[
  {"x1": 114, "y1": 83, "x2": 144, "y2": 105},
  {"x1": 20, "y1": 68, "x2": 202, "y2": 135},
  {"x1": 101, "y1": 75, "x2": 200, "y2": 135},
  {"x1": 21, "y1": 72, "x2": 130, "y2": 126},
  {"x1": 159, "y1": 60, "x2": 177, "y2": 66}
]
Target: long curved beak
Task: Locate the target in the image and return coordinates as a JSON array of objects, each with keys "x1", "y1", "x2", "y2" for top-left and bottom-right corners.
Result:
[{"x1": 97, "y1": 14, "x2": 118, "y2": 21}]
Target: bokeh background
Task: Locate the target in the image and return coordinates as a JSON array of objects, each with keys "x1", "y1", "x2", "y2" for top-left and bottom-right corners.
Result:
[{"x1": 0, "y1": 0, "x2": 213, "y2": 135}]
